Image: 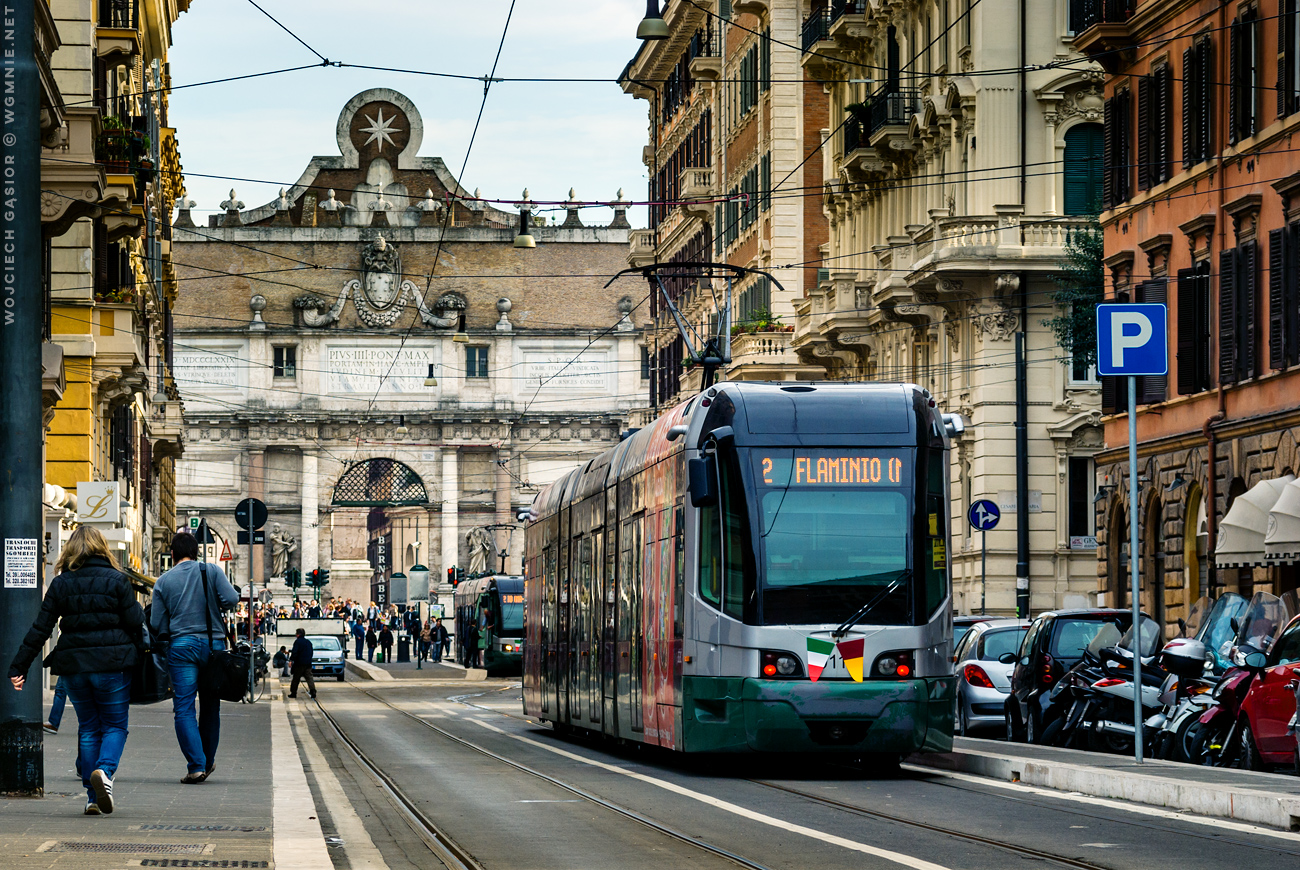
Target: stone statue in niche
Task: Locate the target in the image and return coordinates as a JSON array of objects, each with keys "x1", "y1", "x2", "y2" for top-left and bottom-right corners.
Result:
[
  {"x1": 466, "y1": 527, "x2": 494, "y2": 575},
  {"x1": 269, "y1": 523, "x2": 297, "y2": 579}
]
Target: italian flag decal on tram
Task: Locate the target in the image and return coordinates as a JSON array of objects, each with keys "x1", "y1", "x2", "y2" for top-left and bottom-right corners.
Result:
[
  {"x1": 806, "y1": 637, "x2": 835, "y2": 682},
  {"x1": 836, "y1": 638, "x2": 865, "y2": 682}
]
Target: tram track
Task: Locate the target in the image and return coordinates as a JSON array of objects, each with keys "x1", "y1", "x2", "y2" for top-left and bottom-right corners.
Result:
[{"x1": 317, "y1": 685, "x2": 772, "y2": 870}]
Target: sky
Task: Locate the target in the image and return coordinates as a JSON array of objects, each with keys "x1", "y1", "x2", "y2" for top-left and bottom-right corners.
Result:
[{"x1": 167, "y1": 1, "x2": 651, "y2": 227}]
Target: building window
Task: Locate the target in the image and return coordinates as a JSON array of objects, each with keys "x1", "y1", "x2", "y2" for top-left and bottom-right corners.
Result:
[
  {"x1": 466, "y1": 346, "x2": 489, "y2": 379},
  {"x1": 1070, "y1": 354, "x2": 1098, "y2": 385},
  {"x1": 1283, "y1": 0, "x2": 1300, "y2": 119},
  {"x1": 1176, "y1": 261, "x2": 1213, "y2": 394},
  {"x1": 1183, "y1": 36, "x2": 1214, "y2": 166},
  {"x1": 1136, "y1": 278, "x2": 1168, "y2": 402},
  {"x1": 273, "y1": 345, "x2": 297, "y2": 378},
  {"x1": 1268, "y1": 221, "x2": 1300, "y2": 369},
  {"x1": 1137, "y1": 65, "x2": 1173, "y2": 189},
  {"x1": 1229, "y1": 11, "x2": 1260, "y2": 144},
  {"x1": 641, "y1": 346, "x2": 651, "y2": 380},
  {"x1": 1063, "y1": 124, "x2": 1103, "y2": 214},
  {"x1": 1103, "y1": 88, "x2": 1132, "y2": 207},
  {"x1": 1219, "y1": 241, "x2": 1260, "y2": 384},
  {"x1": 1068, "y1": 456, "x2": 1095, "y2": 538}
]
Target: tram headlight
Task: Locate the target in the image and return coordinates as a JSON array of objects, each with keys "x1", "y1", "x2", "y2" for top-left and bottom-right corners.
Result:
[
  {"x1": 872, "y1": 650, "x2": 915, "y2": 679},
  {"x1": 760, "y1": 650, "x2": 804, "y2": 679}
]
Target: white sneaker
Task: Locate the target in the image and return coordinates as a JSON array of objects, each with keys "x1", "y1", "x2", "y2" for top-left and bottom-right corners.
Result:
[
  {"x1": 90, "y1": 769, "x2": 113, "y2": 814},
  {"x1": 84, "y1": 801, "x2": 101, "y2": 816}
]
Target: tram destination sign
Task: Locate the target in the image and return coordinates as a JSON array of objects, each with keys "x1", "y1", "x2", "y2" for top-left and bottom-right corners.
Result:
[{"x1": 755, "y1": 450, "x2": 907, "y2": 487}]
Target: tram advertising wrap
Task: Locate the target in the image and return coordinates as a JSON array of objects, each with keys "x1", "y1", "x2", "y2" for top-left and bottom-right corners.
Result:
[{"x1": 522, "y1": 383, "x2": 955, "y2": 759}]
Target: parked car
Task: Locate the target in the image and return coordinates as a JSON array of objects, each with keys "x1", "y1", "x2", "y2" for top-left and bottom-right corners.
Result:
[
  {"x1": 307, "y1": 635, "x2": 347, "y2": 681},
  {"x1": 953, "y1": 615, "x2": 998, "y2": 649},
  {"x1": 1005, "y1": 608, "x2": 1136, "y2": 744},
  {"x1": 953, "y1": 618, "x2": 1028, "y2": 735}
]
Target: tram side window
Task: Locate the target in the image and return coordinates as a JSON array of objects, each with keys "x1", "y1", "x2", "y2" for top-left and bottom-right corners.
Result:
[
  {"x1": 674, "y1": 504, "x2": 685, "y2": 638},
  {"x1": 720, "y1": 450, "x2": 753, "y2": 622},
  {"x1": 923, "y1": 450, "x2": 948, "y2": 618},
  {"x1": 700, "y1": 499, "x2": 722, "y2": 607}
]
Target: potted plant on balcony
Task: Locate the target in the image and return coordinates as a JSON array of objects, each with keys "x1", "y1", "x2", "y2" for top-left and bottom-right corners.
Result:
[{"x1": 730, "y1": 307, "x2": 793, "y2": 336}]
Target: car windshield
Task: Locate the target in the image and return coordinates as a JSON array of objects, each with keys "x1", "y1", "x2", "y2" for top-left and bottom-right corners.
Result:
[
  {"x1": 1051, "y1": 617, "x2": 1126, "y2": 660},
  {"x1": 979, "y1": 627, "x2": 1027, "y2": 661},
  {"x1": 307, "y1": 636, "x2": 342, "y2": 651}
]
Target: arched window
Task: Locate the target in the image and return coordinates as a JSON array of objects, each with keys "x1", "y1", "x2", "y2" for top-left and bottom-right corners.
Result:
[{"x1": 1063, "y1": 124, "x2": 1104, "y2": 215}]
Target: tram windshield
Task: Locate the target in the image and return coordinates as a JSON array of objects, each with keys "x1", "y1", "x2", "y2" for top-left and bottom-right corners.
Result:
[
  {"x1": 495, "y1": 578, "x2": 525, "y2": 635},
  {"x1": 748, "y1": 449, "x2": 913, "y2": 625}
]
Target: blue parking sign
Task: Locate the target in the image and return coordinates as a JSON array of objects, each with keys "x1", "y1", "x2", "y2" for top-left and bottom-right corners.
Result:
[{"x1": 1096, "y1": 303, "x2": 1168, "y2": 377}]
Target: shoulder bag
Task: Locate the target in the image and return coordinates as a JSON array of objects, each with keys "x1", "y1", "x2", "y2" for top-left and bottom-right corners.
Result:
[{"x1": 198, "y1": 564, "x2": 250, "y2": 702}]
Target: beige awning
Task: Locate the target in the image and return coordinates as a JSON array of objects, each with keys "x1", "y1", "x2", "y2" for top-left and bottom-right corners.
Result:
[
  {"x1": 1217, "y1": 475, "x2": 1295, "y2": 567},
  {"x1": 1265, "y1": 477, "x2": 1300, "y2": 563}
]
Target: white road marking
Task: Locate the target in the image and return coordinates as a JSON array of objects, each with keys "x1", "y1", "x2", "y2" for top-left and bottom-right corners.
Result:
[
  {"x1": 1079, "y1": 843, "x2": 1121, "y2": 848},
  {"x1": 470, "y1": 720, "x2": 953, "y2": 870},
  {"x1": 905, "y1": 765, "x2": 1300, "y2": 844},
  {"x1": 294, "y1": 710, "x2": 389, "y2": 868},
  {"x1": 516, "y1": 799, "x2": 581, "y2": 803}
]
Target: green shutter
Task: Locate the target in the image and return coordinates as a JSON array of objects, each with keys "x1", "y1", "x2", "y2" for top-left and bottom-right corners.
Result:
[{"x1": 1063, "y1": 124, "x2": 1104, "y2": 215}]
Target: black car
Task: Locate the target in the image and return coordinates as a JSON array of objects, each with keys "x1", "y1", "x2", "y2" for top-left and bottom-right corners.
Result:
[{"x1": 1004, "y1": 608, "x2": 1136, "y2": 744}]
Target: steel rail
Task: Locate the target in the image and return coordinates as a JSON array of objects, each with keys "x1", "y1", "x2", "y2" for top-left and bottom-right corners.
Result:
[{"x1": 341, "y1": 685, "x2": 773, "y2": 870}]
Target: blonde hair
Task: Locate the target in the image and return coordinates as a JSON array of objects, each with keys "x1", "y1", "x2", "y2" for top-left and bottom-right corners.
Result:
[{"x1": 55, "y1": 525, "x2": 121, "y2": 574}]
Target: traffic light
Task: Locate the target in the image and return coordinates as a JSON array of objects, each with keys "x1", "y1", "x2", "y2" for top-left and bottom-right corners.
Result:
[
  {"x1": 456, "y1": 566, "x2": 466, "y2": 585},
  {"x1": 448, "y1": 567, "x2": 457, "y2": 588},
  {"x1": 318, "y1": 568, "x2": 329, "y2": 587},
  {"x1": 286, "y1": 567, "x2": 302, "y2": 588}
]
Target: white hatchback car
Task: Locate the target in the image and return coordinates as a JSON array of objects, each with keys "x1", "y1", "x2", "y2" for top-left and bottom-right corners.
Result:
[{"x1": 953, "y1": 618, "x2": 1029, "y2": 735}]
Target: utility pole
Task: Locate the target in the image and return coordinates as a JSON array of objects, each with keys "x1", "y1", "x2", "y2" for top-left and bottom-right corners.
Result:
[{"x1": 0, "y1": 4, "x2": 47, "y2": 795}]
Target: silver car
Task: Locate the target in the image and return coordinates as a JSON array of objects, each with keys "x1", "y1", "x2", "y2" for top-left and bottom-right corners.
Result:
[{"x1": 954, "y1": 618, "x2": 1029, "y2": 735}]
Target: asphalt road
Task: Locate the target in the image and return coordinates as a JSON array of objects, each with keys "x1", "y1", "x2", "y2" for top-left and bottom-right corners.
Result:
[{"x1": 299, "y1": 678, "x2": 1300, "y2": 870}]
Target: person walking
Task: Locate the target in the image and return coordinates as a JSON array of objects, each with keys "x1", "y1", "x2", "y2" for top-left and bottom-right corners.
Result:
[
  {"x1": 151, "y1": 532, "x2": 240, "y2": 784},
  {"x1": 365, "y1": 625, "x2": 378, "y2": 662},
  {"x1": 419, "y1": 620, "x2": 433, "y2": 662},
  {"x1": 350, "y1": 618, "x2": 365, "y2": 660},
  {"x1": 378, "y1": 625, "x2": 394, "y2": 664},
  {"x1": 8, "y1": 525, "x2": 145, "y2": 815},
  {"x1": 434, "y1": 618, "x2": 450, "y2": 663},
  {"x1": 286, "y1": 629, "x2": 317, "y2": 699}
]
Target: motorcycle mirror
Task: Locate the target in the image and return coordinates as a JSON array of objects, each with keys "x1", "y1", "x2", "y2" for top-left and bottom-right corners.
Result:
[
  {"x1": 1244, "y1": 651, "x2": 1268, "y2": 669},
  {"x1": 1177, "y1": 617, "x2": 1187, "y2": 637},
  {"x1": 998, "y1": 652, "x2": 1016, "y2": 665},
  {"x1": 1230, "y1": 617, "x2": 1240, "y2": 635}
]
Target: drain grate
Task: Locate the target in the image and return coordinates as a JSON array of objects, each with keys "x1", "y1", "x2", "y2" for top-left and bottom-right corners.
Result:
[
  {"x1": 44, "y1": 842, "x2": 206, "y2": 854},
  {"x1": 140, "y1": 862, "x2": 268, "y2": 868},
  {"x1": 136, "y1": 825, "x2": 267, "y2": 833}
]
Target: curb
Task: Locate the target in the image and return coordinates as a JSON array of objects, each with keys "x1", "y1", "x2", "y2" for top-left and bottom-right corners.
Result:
[
  {"x1": 911, "y1": 747, "x2": 1300, "y2": 831},
  {"x1": 345, "y1": 659, "x2": 395, "y2": 681}
]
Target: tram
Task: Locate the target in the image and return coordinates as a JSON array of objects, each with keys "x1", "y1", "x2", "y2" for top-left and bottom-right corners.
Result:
[
  {"x1": 522, "y1": 382, "x2": 957, "y2": 757},
  {"x1": 453, "y1": 574, "x2": 525, "y2": 675}
]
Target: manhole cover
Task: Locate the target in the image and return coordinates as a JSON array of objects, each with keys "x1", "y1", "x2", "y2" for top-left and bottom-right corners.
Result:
[
  {"x1": 140, "y1": 862, "x2": 268, "y2": 868},
  {"x1": 44, "y1": 843, "x2": 207, "y2": 854},
  {"x1": 136, "y1": 825, "x2": 268, "y2": 833}
]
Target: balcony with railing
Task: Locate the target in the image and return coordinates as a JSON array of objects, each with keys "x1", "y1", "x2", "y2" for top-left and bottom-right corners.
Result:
[
  {"x1": 830, "y1": 0, "x2": 868, "y2": 23},
  {"x1": 96, "y1": 0, "x2": 140, "y2": 59},
  {"x1": 687, "y1": 26, "x2": 722, "y2": 81},
  {"x1": 802, "y1": 9, "x2": 832, "y2": 52},
  {"x1": 1070, "y1": 0, "x2": 1136, "y2": 72},
  {"x1": 727, "y1": 330, "x2": 823, "y2": 381},
  {"x1": 678, "y1": 168, "x2": 714, "y2": 221},
  {"x1": 864, "y1": 87, "x2": 920, "y2": 140}
]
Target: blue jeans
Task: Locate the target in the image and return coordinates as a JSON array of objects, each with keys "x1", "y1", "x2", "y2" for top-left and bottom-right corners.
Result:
[
  {"x1": 167, "y1": 635, "x2": 225, "y2": 775},
  {"x1": 354, "y1": 636, "x2": 364, "y2": 659},
  {"x1": 62, "y1": 670, "x2": 132, "y2": 801},
  {"x1": 48, "y1": 676, "x2": 68, "y2": 729}
]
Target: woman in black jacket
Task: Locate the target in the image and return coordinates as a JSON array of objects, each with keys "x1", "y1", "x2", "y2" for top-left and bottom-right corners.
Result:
[{"x1": 8, "y1": 525, "x2": 145, "y2": 816}]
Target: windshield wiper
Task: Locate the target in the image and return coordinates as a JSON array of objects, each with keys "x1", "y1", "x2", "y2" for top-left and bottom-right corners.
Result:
[{"x1": 832, "y1": 570, "x2": 910, "y2": 638}]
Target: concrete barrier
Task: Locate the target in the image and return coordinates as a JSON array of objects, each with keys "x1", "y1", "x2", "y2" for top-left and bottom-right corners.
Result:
[{"x1": 345, "y1": 659, "x2": 395, "y2": 681}]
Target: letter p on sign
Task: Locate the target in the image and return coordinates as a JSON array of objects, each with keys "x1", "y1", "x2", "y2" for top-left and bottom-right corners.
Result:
[{"x1": 1096, "y1": 303, "x2": 1168, "y2": 377}]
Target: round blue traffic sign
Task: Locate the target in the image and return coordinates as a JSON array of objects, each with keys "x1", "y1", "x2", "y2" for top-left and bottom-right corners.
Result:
[{"x1": 968, "y1": 499, "x2": 1000, "y2": 531}]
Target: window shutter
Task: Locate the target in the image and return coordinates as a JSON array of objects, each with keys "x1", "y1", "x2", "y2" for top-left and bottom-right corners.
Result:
[
  {"x1": 1137, "y1": 76, "x2": 1152, "y2": 190},
  {"x1": 1101, "y1": 376, "x2": 1119, "y2": 413},
  {"x1": 1290, "y1": 222, "x2": 1300, "y2": 365},
  {"x1": 1199, "y1": 39, "x2": 1214, "y2": 159},
  {"x1": 1219, "y1": 248, "x2": 1237, "y2": 384},
  {"x1": 1157, "y1": 65, "x2": 1172, "y2": 181},
  {"x1": 1229, "y1": 19, "x2": 1240, "y2": 144},
  {"x1": 1139, "y1": 279, "x2": 1168, "y2": 402},
  {"x1": 1176, "y1": 269, "x2": 1198, "y2": 394},
  {"x1": 1103, "y1": 97, "x2": 1115, "y2": 207},
  {"x1": 1270, "y1": 228, "x2": 1287, "y2": 369},
  {"x1": 1182, "y1": 48, "x2": 1194, "y2": 168},
  {"x1": 1241, "y1": 239, "x2": 1259, "y2": 379},
  {"x1": 1280, "y1": 0, "x2": 1292, "y2": 119}
]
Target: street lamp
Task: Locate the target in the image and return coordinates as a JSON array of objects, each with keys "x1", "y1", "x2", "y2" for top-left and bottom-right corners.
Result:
[{"x1": 637, "y1": 0, "x2": 668, "y2": 40}]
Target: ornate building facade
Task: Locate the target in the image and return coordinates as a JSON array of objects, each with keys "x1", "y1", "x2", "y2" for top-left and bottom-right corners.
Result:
[
  {"x1": 40, "y1": 0, "x2": 191, "y2": 579},
  {"x1": 621, "y1": 0, "x2": 828, "y2": 410},
  {"x1": 171, "y1": 89, "x2": 645, "y2": 611},
  {"x1": 791, "y1": 0, "x2": 1106, "y2": 614}
]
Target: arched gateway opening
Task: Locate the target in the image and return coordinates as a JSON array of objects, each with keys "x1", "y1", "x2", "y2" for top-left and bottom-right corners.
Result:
[{"x1": 331, "y1": 459, "x2": 431, "y2": 608}]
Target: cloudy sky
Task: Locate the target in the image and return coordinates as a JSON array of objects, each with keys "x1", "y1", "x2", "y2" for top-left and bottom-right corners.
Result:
[{"x1": 168, "y1": 1, "x2": 651, "y2": 226}]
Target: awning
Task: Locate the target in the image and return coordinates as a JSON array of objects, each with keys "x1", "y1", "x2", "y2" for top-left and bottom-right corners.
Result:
[
  {"x1": 1266, "y1": 477, "x2": 1300, "y2": 563},
  {"x1": 1216, "y1": 475, "x2": 1295, "y2": 567}
]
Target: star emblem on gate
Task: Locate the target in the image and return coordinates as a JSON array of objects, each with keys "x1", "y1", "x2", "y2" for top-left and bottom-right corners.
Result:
[{"x1": 359, "y1": 108, "x2": 402, "y2": 153}]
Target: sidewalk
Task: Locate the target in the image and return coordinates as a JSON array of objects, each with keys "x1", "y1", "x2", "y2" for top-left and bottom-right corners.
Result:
[
  {"x1": 912, "y1": 736, "x2": 1300, "y2": 830},
  {"x1": 347, "y1": 652, "x2": 486, "y2": 680},
  {"x1": 0, "y1": 686, "x2": 328, "y2": 870}
]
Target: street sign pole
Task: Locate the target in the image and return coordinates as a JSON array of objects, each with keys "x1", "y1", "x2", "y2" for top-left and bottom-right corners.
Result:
[
  {"x1": 967, "y1": 500, "x2": 1000, "y2": 617},
  {"x1": 981, "y1": 528, "x2": 987, "y2": 616},
  {"x1": 234, "y1": 498, "x2": 267, "y2": 702},
  {"x1": 1129, "y1": 374, "x2": 1142, "y2": 765}
]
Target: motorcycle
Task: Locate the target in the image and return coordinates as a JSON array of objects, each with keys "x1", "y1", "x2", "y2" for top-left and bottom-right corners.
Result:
[{"x1": 1189, "y1": 591, "x2": 1296, "y2": 767}]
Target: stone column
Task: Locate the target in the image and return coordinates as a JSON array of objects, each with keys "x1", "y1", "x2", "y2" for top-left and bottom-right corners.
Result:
[
  {"x1": 1043, "y1": 111, "x2": 1060, "y2": 215},
  {"x1": 248, "y1": 449, "x2": 264, "y2": 585},
  {"x1": 439, "y1": 448, "x2": 459, "y2": 615},
  {"x1": 301, "y1": 450, "x2": 319, "y2": 577},
  {"x1": 495, "y1": 447, "x2": 512, "y2": 574}
]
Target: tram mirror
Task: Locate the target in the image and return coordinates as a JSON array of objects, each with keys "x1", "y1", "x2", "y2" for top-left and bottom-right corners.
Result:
[{"x1": 688, "y1": 456, "x2": 718, "y2": 507}]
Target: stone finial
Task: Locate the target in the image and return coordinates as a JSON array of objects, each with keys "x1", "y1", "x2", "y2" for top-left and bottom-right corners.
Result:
[
  {"x1": 415, "y1": 188, "x2": 447, "y2": 227},
  {"x1": 369, "y1": 192, "x2": 393, "y2": 227},
  {"x1": 173, "y1": 196, "x2": 197, "y2": 229},
  {"x1": 270, "y1": 188, "x2": 295, "y2": 226},
  {"x1": 496, "y1": 297, "x2": 513, "y2": 332},
  {"x1": 562, "y1": 188, "x2": 584, "y2": 229},
  {"x1": 616, "y1": 295, "x2": 635, "y2": 332},
  {"x1": 276, "y1": 188, "x2": 291, "y2": 211},
  {"x1": 249, "y1": 294, "x2": 267, "y2": 330},
  {"x1": 609, "y1": 188, "x2": 632, "y2": 229},
  {"x1": 219, "y1": 188, "x2": 245, "y2": 227},
  {"x1": 319, "y1": 189, "x2": 343, "y2": 211}
]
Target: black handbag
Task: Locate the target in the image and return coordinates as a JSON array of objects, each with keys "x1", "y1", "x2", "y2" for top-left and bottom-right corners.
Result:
[{"x1": 198, "y1": 564, "x2": 249, "y2": 702}]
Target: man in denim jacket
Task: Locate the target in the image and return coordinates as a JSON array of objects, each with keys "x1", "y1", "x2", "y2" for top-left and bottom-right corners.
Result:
[{"x1": 151, "y1": 532, "x2": 240, "y2": 784}]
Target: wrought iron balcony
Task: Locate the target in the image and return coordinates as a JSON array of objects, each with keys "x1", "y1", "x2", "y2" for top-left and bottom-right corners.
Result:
[
  {"x1": 802, "y1": 11, "x2": 832, "y2": 52},
  {"x1": 843, "y1": 116, "x2": 864, "y2": 157},
  {"x1": 98, "y1": 0, "x2": 138, "y2": 29},
  {"x1": 1070, "y1": 0, "x2": 1133, "y2": 31},
  {"x1": 864, "y1": 87, "x2": 920, "y2": 138},
  {"x1": 830, "y1": 0, "x2": 868, "y2": 23}
]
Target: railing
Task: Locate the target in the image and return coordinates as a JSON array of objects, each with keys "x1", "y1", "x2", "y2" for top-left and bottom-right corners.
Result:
[
  {"x1": 689, "y1": 27, "x2": 719, "y2": 59},
  {"x1": 830, "y1": 0, "x2": 868, "y2": 23},
  {"x1": 98, "y1": 0, "x2": 138, "y2": 29},
  {"x1": 866, "y1": 87, "x2": 921, "y2": 136},
  {"x1": 801, "y1": 11, "x2": 832, "y2": 52},
  {"x1": 843, "y1": 116, "x2": 863, "y2": 156},
  {"x1": 1070, "y1": 0, "x2": 1133, "y2": 31},
  {"x1": 730, "y1": 331, "x2": 800, "y2": 368}
]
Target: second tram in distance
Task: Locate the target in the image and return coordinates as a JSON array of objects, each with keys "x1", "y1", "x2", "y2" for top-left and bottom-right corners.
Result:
[
  {"x1": 453, "y1": 574, "x2": 525, "y2": 675},
  {"x1": 522, "y1": 382, "x2": 956, "y2": 758}
]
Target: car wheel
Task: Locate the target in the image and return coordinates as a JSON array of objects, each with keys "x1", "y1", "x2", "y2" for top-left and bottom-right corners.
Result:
[
  {"x1": 1005, "y1": 703, "x2": 1020, "y2": 743},
  {"x1": 1026, "y1": 709, "x2": 1038, "y2": 744},
  {"x1": 958, "y1": 705, "x2": 970, "y2": 738},
  {"x1": 337, "y1": 674, "x2": 346, "y2": 682},
  {"x1": 1239, "y1": 721, "x2": 1267, "y2": 771}
]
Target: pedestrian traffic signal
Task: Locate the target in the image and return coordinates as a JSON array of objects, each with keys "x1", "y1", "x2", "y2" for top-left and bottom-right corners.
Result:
[
  {"x1": 286, "y1": 567, "x2": 302, "y2": 588},
  {"x1": 448, "y1": 566, "x2": 466, "y2": 587}
]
